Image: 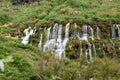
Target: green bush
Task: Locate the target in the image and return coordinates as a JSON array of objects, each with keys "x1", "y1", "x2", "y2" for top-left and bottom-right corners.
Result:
[{"x1": 0, "y1": 13, "x2": 12, "y2": 24}]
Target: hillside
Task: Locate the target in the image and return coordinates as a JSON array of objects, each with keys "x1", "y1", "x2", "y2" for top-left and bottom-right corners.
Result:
[
  {"x1": 0, "y1": 0, "x2": 120, "y2": 80},
  {"x1": 0, "y1": 0, "x2": 120, "y2": 24}
]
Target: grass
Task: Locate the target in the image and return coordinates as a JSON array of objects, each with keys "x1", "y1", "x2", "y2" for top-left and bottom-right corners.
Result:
[
  {"x1": 0, "y1": 0, "x2": 120, "y2": 80},
  {"x1": 0, "y1": 0, "x2": 120, "y2": 25}
]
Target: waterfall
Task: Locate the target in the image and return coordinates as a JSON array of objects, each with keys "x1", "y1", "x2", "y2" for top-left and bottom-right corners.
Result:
[
  {"x1": 0, "y1": 60, "x2": 4, "y2": 72},
  {"x1": 112, "y1": 24, "x2": 116, "y2": 39},
  {"x1": 88, "y1": 25, "x2": 94, "y2": 40},
  {"x1": 56, "y1": 23, "x2": 70, "y2": 58},
  {"x1": 80, "y1": 41, "x2": 82, "y2": 60},
  {"x1": 22, "y1": 27, "x2": 35, "y2": 45},
  {"x1": 88, "y1": 43, "x2": 92, "y2": 62},
  {"x1": 116, "y1": 24, "x2": 120, "y2": 40},
  {"x1": 82, "y1": 25, "x2": 88, "y2": 41},
  {"x1": 93, "y1": 43, "x2": 96, "y2": 57},
  {"x1": 65, "y1": 23, "x2": 70, "y2": 38},
  {"x1": 89, "y1": 78, "x2": 93, "y2": 80},
  {"x1": 55, "y1": 24, "x2": 63, "y2": 58},
  {"x1": 57, "y1": 24, "x2": 62, "y2": 43},
  {"x1": 52, "y1": 23, "x2": 58, "y2": 39},
  {"x1": 62, "y1": 23, "x2": 70, "y2": 50},
  {"x1": 43, "y1": 23, "x2": 70, "y2": 58},
  {"x1": 38, "y1": 34, "x2": 43, "y2": 50},
  {"x1": 33, "y1": 26, "x2": 37, "y2": 34},
  {"x1": 43, "y1": 27, "x2": 52, "y2": 52},
  {"x1": 86, "y1": 49, "x2": 89, "y2": 62},
  {"x1": 86, "y1": 42, "x2": 92, "y2": 62},
  {"x1": 97, "y1": 27, "x2": 100, "y2": 39},
  {"x1": 22, "y1": 27, "x2": 31, "y2": 44},
  {"x1": 46, "y1": 27, "x2": 51, "y2": 41}
]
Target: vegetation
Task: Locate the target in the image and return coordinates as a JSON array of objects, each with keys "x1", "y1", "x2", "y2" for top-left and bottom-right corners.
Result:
[
  {"x1": 0, "y1": 0, "x2": 120, "y2": 80},
  {"x1": 0, "y1": 0, "x2": 120, "y2": 25}
]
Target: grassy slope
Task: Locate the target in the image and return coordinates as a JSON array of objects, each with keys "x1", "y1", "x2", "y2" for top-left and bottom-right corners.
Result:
[
  {"x1": 0, "y1": 26, "x2": 40, "y2": 80},
  {"x1": 0, "y1": 0, "x2": 120, "y2": 80},
  {"x1": 0, "y1": 0, "x2": 120, "y2": 25}
]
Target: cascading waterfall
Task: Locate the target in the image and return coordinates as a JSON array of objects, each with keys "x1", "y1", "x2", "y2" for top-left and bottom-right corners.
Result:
[
  {"x1": 88, "y1": 43, "x2": 92, "y2": 62},
  {"x1": 86, "y1": 42, "x2": 92, "y2": 62},
  {"x1": 63, "y1": 23, "x2": 70, "y2": 49},
  {"x1": 80, "y1": 41, "x2": 82, "y2": 60},
  {"x1": 47, "y1": 27, "x2": 51, "y2": 41},
  {"x1": 22, "y1": 27, "x2": 35, "y2": 44},
  {"x1": 88, "y1": 25, "x2": 94, "y2": 40},
  {"x1": 0, "y1": 60, "x2": 4, "y2": 72},
  {"x1": 52, "y1": 23, "x2": 58, "y2": 39},
  {"x1": 86, "y1": 48, "x2": 89, "y2": 62},
  {"x1": 97, "y1": 27, "x2": 100, "y2": 39},
  {"x1": 57, "y1": 24, "x2": 62, "y2": 44},
  {"x1": 112, "y1": 24, "x2": 116, "y2": 39},
  {"x1": 22, "y1": 27, "x2": 31, "y2": 44},
  {"x1": 89, "y1": 78, "x2": 93, "y2": 80},
  {"x1": 82, "y1": 25, "x2": 88, "y2": 41},
  {"x1": 55, "y1": 24, "x2": 64, "y2": 58},
  {"x1": 93, "y1": 43, "x2": 96, "y2": 57},
  {"x1": 38, "y1": 34, "x2": 43, "y2": 50},
  {"x1": 57, "y1": 23, "x2": 70, "y2": 58},
  {"x1": 116, "y1": 24, "x2": 120, "y2": 40},
  {"x1": 43, "y1": 23, "x2": 70, "y2": 58},
  {"x1": 20, "y1": 23, "x2": 118, "y2": 62},
  {"x1": 65, "y1": 23, "x2": 70, "y2": 39},
  {"x1": 43, "y1": 27, "x2": 51, "y2": 51}
]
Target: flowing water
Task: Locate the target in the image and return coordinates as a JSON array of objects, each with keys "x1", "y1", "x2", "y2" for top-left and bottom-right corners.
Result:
[
  {"x1": 82, "y1": 25, "x2": 88, "y2": 41},
  {"x1": 22, "y1": 27, "x2": 35, "y2": 44},
  {"x1": 97, "y1": 27, "x2": 100, "y2": 39},
  {"x1": 88, "y1": 25, "x2": 94, "y2": 40},
  {"x1": 43, "y1": 23, "x2": 70, "y2": 58},
  {"x1": 38, "y1": 34, "x2": 43, "y2": 50},
  {"x1": 20, "y1": 23, "x2": 118, "y2": 62},
  {"x1": 93, "y1": 43, "x2": 96, "y2": 57},
  {"x1": 0, "y1": 60, "x2": 4, "y2": 72},
  {"x1": 88, "y1": 42, "x2": 92, "y2": 62},
  {"x1": 116, "y1": 24, "x2": 120, "y2": 40}
]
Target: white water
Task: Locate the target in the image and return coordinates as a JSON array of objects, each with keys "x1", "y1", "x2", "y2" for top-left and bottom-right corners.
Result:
[
  {"x1": 118, "y1": 24, "x2": 120, "y2": 40},
  {"x1": 86, "y1": 42, "x2": 92, "y2": 62},
  {"x1": 82, "y1": 25, "x2": 88, "y2": 41},
  {"x1": 88, "y1": 43, "x2": 92, "y2": 62},
  {"x1": 65, "y1": 23, "x2": 70, "y2": 38},
  {"x1": 43, "y1": 27, "x2": 51, "y2": 51},
  {"x1": 22, "y1": 27, "x2": 35, "y2": 44},
  {"x1": 116, "y1": 24, "x2": 120, "y2": 40},
  {"x1": 55, "y1": 24, "x2": 64, "y2": 58},
  {"x1": 77, "y1": 25, "x2": 95, "y2": 41},
  {"x1": 89, "y1": 78, "x2": 93, "y2": 80},
  {"x1": 88, "y1": 26, "x2": 94, "y2": 40},
  {"x1": 97, "y1": 27, "x2": 100, "y2": 39},
  {"x1": 43, "y1": 23, "x2": 70, "y2": 58},
  {"x1": 52, "y1": 23, "x2": 58, "y2": 39},
  {"x1": 0, "y1": 60, "x2": 4, "y2": 72},
  {"x1": 112, "y1": 24, "x2": 116, "y2": 39},
  {"x1": 38, "y1": 34, "x2": 43, "y2": 50},
  {"x1": 93, "y1": 43, "x2": 96, "y2": 57},
  {"x1": 80, "y1": 41, "x2": 82, "y2": 60}
]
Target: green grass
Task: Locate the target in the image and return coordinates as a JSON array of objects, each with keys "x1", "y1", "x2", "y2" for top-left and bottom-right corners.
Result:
[
  {"x1": 0, "y1": 0, "x2": 120, "y2": 80},
  {"x1": 0, "y1": 25, "x2": 40, "y2": 79},
  {"x1": 0, "y1": 0, "x2": 120, "y2": 25}
]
